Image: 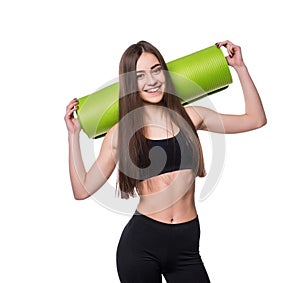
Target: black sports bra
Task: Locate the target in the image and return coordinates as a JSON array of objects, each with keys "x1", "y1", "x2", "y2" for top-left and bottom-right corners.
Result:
[{"x1": 137, "y1": 130, "x2": 195, "y2": 181}]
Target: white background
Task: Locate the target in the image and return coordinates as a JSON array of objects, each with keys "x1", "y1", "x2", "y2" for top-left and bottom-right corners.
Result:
[{"x1": 1, "y1": 0, "x2": 299, "y2": 282}]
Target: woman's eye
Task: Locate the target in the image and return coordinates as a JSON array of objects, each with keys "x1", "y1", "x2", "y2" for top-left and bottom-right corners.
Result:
[
  {"x1": 136, "y1": 73, "x2": 145, "y2": 80},
  {"x1": 152, "y1": 67, "x2": 162, "y2": 75}
]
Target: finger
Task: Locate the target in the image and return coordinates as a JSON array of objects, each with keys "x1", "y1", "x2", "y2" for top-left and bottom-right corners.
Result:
[
  {"x1": 228, "y1": 44, "x2": 237, "y2": 58},
  {"x1": 225, "y1": 55, "x2": 232, "y2": 65},
  {"x1": 65, "y1": 105, "x2": 78, "y2": 120},
  {"x1": 68, "y1": 99, "x2": 78, "y2": 108},
  {"x1": 66, "y1": 99, "x2": 79, "y2": 112},
  {"x1": 230, "y1": 45, "x2": 241, "y2": 58},
  {"x1": 216, "y1": 40, "x2": 235, "y2": 57},
  {"x1": 216, "y1": 40, "x2": 233, "y2": 48},
  {"x1": 226, "y1": 42, "x2": 234, "y2": 57}
]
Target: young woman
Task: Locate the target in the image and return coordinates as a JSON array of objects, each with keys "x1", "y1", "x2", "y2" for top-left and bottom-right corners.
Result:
[{"x1": 64, "y1": 40, "x2": 266, "y2": 282}]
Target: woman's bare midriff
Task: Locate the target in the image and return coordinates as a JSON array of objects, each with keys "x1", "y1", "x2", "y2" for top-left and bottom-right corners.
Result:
[{"x1": 136, "y1": 169, "x2": 197, "y2": 224}]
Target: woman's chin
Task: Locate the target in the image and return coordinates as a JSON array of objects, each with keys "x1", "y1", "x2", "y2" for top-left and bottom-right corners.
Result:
[{"x1": 141, "y1": 93, "x2": 164, "y2": 105}]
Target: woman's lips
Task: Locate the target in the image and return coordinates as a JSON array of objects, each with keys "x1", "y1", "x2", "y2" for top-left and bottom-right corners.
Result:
[{"x1": 144, "y1": 85, "x2": 161, "y2": 94}]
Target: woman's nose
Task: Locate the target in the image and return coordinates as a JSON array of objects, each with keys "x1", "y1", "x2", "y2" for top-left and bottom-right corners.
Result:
[{"x1": 145, "y1": 73, "x2": 157, "y2": 86}]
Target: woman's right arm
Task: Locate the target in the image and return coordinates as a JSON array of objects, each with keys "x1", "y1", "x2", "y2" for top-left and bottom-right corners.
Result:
[{"x1": 65, "y1": 99, "x2": 118, "y2": 200}]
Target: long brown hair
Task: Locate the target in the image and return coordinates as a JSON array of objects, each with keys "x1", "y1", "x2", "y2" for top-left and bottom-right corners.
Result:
[{"x1": 117, "y1": 41, "x2": 206, "y2": 199}]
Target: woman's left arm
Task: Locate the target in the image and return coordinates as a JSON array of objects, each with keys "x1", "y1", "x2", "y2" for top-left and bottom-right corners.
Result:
[{"x1": 186, "y1": 40, "x2": 267, "y2": 134}]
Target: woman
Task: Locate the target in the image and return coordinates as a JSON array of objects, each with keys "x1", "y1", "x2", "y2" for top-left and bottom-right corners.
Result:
[{"x1": 64, "y1": 40, "x2": 266, "y2": 282}]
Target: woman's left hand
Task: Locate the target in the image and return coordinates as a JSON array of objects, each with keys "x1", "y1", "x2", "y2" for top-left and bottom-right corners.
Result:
[{"x1": 216, "y1": 40, "x2": 245, "y2": 69}]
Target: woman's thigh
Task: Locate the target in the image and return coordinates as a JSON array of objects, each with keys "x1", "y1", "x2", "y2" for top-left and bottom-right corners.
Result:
[
  {"x1": 163, "y1": 256, "x2": 210, "y2": 283},
  {"x1": 116, "y1": 215, "x2": 163, "y2": 283}
]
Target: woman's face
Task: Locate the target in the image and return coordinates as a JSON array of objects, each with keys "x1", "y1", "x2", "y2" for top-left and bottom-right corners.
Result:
[{"x1": 136, "y1": 52, "x2": 165, "y2": 104}]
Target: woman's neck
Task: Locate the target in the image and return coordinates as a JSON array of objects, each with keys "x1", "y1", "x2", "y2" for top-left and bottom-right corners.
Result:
[
  {"x1": 142, "y1": 103, "x2": 168, "y2": 124},
  {"x1": 142, "y1": 103, "x2": 177, "y2": 136}
]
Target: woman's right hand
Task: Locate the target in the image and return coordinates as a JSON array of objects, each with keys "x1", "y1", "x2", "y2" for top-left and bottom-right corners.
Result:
[{"x1": 64, "y1": 98, "x2": 81, "y2": 135}]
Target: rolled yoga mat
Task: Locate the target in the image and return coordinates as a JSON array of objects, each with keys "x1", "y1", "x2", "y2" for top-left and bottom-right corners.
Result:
[{"x1": 77, "y1": 45, "x2": 232, "y2": 138}]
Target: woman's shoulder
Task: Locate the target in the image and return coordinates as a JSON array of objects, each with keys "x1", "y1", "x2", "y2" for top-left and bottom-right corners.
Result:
[{"x1": 184, "y1": 105, "x2": 204, "y2": 128}]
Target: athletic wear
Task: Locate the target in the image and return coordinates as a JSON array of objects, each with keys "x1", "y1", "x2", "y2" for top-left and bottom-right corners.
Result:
[
  {"x1": 116, "y1": 212, "x2": 210, "y2": 283},
  {"x1": 137, "y1": 130, "x2": 195, "y2": 181}
]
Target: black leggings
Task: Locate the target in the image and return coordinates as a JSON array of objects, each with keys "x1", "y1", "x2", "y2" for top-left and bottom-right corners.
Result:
[{"x1": 116, "y1": 212, "x2": 210, "y2": 283}]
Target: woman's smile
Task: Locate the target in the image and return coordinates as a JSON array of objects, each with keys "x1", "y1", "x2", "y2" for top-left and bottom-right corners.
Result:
[{"x1": 144, "y1": 85, "x2": 162, "y2": 94}]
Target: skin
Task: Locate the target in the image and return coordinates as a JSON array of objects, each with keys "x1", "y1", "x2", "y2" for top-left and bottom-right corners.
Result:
[
  {"x1": 136, "y1": 52, "x2": 165, "y2": 105},
  {"x1": 65, "y1": 40, "x2": 267, "y2": 224}
]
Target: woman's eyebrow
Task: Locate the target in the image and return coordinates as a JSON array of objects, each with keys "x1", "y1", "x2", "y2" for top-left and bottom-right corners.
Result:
[
  {"x1": 150, "y1": 63, "x2": 161, "y2": 70},
  {"x1": 136, "y1": 64, "x2": 161, "y2": 73}
]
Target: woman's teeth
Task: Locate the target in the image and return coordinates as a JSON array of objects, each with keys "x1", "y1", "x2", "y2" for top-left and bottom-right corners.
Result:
[{"x1": 146, "y1": 87, "x2": 160, "y2": 93}]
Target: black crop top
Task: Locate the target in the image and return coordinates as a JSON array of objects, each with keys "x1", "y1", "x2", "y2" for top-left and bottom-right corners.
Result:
[{"x1": 137, "y1": 130, "x2": 195, "y2": 181}]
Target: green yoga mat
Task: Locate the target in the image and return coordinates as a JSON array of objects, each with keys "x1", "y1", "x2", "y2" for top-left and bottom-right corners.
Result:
[{"x1": 77, "y1": 45, "x2": 232, "y2": 138}]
